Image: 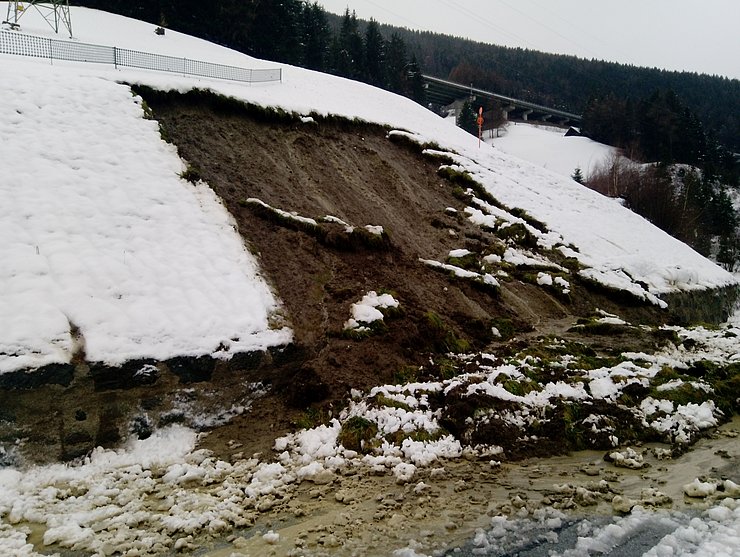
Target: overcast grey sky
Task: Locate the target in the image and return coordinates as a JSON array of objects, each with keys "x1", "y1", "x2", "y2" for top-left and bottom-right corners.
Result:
[{"x1": 317, "y1": 0, "x2": 740, "y2": 79}]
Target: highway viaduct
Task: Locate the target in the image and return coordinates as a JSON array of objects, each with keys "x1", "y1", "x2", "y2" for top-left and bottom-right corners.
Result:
[{"x1": 422, "y1": 74, "x2": 582, "y2": 128}]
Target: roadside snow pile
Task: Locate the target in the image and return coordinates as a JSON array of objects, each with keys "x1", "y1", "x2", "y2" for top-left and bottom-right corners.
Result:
[
  {"x1": 0, "y1": 425, "x2": 310, "y2": 555},
  {"x1": 0, "y1": 66, "x2": 290, "y2": 374},
  {"x1": 274, "y1": 383, "x2": 462, "y2": 483},
  {"x1": 635, "y1": 501, "x2": 740, "y2": 557}
]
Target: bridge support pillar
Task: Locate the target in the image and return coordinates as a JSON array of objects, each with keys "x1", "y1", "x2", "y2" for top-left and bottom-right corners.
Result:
[
  {"x1": 502, "y1": 105, "x2": 516, "y2": 121},
  {"x1": 540, "y1": 114, "x2": 551, "y2": 123},
  {"x1": 522, "y1": 109, "x2": 533, "y2": 121}
]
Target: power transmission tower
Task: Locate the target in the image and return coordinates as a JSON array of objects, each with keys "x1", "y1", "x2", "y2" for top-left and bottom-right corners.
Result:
[{"x1": 3, "y1": 1, "x2": 73, "y2": 38}]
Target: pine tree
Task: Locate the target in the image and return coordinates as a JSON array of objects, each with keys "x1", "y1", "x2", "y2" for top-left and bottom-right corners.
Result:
[
  {"x1": 457, "y1": 101, "x2": 478, "y2": 136},
  {"x1": 334, "y1": 9, "x2": 364, "y2": 79},
  {"x1": 250, "y1": 0, "x2": 302, "y2": 64},
  {"x1": 363, "y1": 19, "x2": 385, "y2": 87},
  {"x1": 407, "y1": 55, "x2": 427, "y2": 106},
  {"x1": 300, "y1": 2, "x2": 330, "y2": 72},
  {"x1": 384, "y1": 33, "x2": 408, "y2": 94},
  {"x1": 571, "y1": 167, "x2": 584, "y2": 184}
]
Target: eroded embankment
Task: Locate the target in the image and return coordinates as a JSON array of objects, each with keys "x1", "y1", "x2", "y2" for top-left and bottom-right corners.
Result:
[{"x1": 1, "y1": 87, "x2": 735, "y2": 466}]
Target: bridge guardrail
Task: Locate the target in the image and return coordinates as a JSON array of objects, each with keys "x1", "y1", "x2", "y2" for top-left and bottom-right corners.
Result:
[{"x1": 0, "y1": 30, "x2": 282, "y2": 84}]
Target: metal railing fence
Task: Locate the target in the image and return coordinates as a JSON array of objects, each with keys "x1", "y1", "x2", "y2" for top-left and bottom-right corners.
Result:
[{"x1": 0, "y1": 30, "x2": 282, "y2": 84}]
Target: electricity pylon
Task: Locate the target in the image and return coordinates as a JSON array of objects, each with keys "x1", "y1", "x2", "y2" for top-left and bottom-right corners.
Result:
[{"x1": 4, "y1": 1, "x2": 73, "y2": 38}]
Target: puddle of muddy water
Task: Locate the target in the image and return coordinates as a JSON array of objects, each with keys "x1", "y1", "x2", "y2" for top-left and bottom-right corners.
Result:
[{"x1": 195, "y1": 418, "x2": 739, "y2": 557}]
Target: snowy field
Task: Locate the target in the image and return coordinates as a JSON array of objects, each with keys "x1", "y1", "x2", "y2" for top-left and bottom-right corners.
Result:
[
  {"x1": 1, "y1": 4, "x2": 739, "y2": 556},
  {"x1": 491, "y1": 122, "x2": 617, "y2": 179}
]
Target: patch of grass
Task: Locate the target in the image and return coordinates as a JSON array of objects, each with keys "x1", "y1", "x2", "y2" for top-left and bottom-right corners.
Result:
[
  {"x1": 157, "y1": 122, "x2": 172, "y2": 144},
  {"x1": 180, "y1": 164, "x2": 202, "y2": 184},
  {"x1": 437, "y1": 166, "x2": 505, "y2": 210},
  {"x1": 560, "y1": 257, "x2": 581, "y2": 271},
  {"x1": 684, "y1": 361, "x2": 740, "y2": 416},
  {"x1": 372, "y1": 394, "x2": 413, "y2": 412},
  {"x1": 568, "y1": 320, "x2": 631, "y2": 336},
  {"x1": 341, "y1": 324, "x2": 382, "y2": 340},
  {"x1": 684, "y1": 359, "x2": 718, "y2": 378},
  {"x1": 447, "y1": 252, "x2": 480, "y2": 272},
  {"x1": 425, "y1": 311, "x2": 471, "y2": 354},
  {"x1": 385, "y1": 427, "x2": 445, "y2": 445},
  {"x1": 562, "y1": 403, "x2": 587, "y2": 449},
  {"x1": 512, "y1": 338, "x2": 622, "y2": 374},
  {"x1": 713, "y1": 373, "x2": 740, "y2": 416},
  {"x1": 485, "y1": 242, "x2": 507, "y2": 258},
  {"x1": 346, "y1": 227, "x2": 392, "y2": 251},
  {"x1": 293, "y1": 406, "x2": 331, "y2": 430},
  {"x1": 451, "y1": 185, "x2": 472, "y2": 202},
  {"x1": 498, "y1": 378, "x2": 541, "y2": 396},
  {"x1": 426, "y1": 356, "x2": 461, "y2": 380},
  {"x1": 393, "y1": 365, "x2": 420, "y2": 385},
  {"x1": 422, "y1": 150, "x2": 455, "y2": 166},
  {"x1": 645, "y1": 326, "x2": 676, "y2": 345},
  {"x1": 139, "y1": 98, "x2": 155, "y2": 120},
  {"x1": 496, "y1": 223, "x2": 538, "y2": 248},
  {"x1": 652, "y1": 365, "x2": 682, "y2": 386},
  {"x1": 491, "y1": 318, "x2": 516, "y2": 341},
  {"x1": 649, "y1": 383, "x2": 708, "y2": 407},
  {"x1": 338, "y1": 416, "x2": 378, "y2": 454},
  {"x1": 508, "y1": 207, "x2": 548, "y2": 233}
]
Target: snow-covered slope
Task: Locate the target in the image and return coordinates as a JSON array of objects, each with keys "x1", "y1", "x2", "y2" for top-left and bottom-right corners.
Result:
[
  {"x1": 492, "y1": 122, "x2": 617, "y2": 179},
  {"x1": 0, "y1": 4, "x2": 736, "y2": 374}
]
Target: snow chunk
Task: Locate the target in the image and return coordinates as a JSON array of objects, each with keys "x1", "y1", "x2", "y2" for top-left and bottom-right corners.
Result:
[
  {"x1": 344, "y1": 291, "x2": 399, "y2": 330},
  {"x1": 448, "y1": 248, "x2": 472, "y2": 258},
  {"x1": 683, "y1": 478, "x2": 717, "y2": 498}
]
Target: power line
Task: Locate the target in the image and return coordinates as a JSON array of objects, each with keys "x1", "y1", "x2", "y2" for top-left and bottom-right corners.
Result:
[
  {"x1": 526, "y1": 0, "x2": 636, "y2": 62},
  {"x1": 432, "y1": 0, "x2": 540, "y2": 49},
  {"x1": 494, "y1": 0, "x2": 601, "y2": 59},
  {"x1": 360, "y1": 0, "x2": 423, "y2": 29}
]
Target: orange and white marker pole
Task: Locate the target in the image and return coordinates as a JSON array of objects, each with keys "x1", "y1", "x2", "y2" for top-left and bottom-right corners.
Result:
[{"x1": 476, "y1": 107, "x2": 484, "y2": 148}]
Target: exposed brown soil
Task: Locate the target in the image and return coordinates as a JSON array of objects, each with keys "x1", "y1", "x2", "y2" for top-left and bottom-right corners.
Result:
[
  {"x1": 136, "y1": 89, "x2": 681, "y2": 461},
  {"x1": 0, "y1": 89, "x2": 704, "y2": 465}
]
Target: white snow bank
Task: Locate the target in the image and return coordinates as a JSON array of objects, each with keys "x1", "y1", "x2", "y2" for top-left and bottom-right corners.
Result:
[{"x1": 0, "y1": 62, "x2": 290, "y2": 373}]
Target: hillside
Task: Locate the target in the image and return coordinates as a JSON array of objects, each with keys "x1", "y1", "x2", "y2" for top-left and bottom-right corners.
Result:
[{"x1": 1, "y1": 5, "x2": 739, "y2": 557}]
